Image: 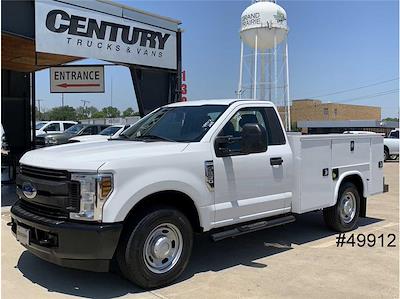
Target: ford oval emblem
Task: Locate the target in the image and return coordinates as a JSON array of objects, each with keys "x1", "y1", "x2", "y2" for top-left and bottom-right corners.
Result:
[{"x1": 22, "y1": 182, "x2": 37, "y2": 199}]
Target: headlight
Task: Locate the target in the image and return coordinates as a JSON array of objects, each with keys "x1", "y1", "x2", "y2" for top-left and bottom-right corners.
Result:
[
  {"x1": 45, "y1": 137, "x2": 58, "y2": 145},
  {"x1": 70, "y1": 173, "x2": 113, "y2": 221}
]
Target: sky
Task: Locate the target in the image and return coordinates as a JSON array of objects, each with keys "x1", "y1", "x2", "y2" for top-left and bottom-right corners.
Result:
[{"x1": 36, "y1": 0, "x2": 399, "y2": 118}]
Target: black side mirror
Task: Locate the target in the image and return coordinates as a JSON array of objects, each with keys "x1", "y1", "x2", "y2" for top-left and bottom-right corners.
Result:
[
  {"x1": 240, "y1": 123, "x2": 267, "y2": 154},
  {"x1": 214, "y1": 136, "x2": 231, "y2": 157}
]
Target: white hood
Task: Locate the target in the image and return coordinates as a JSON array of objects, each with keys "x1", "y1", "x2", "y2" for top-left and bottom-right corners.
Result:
[
  {"x1": 69, "y1": 135, "x2": 110, "y2": 143},
  {"x1": 20, "y1": 140, "x2": 189, "y2": 172}
]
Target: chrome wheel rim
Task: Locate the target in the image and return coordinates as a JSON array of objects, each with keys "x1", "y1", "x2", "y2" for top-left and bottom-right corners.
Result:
[
  {"x1": 143, "y1": 223, "x2": 183, "y2": 274},
  {"x1": 340, "y1": 191, "x2": 356, "y2": 224}
]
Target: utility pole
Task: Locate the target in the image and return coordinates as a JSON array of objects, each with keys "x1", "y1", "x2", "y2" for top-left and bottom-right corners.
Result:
[
  {"x1": 61, "y1": 93, "x2": 64, "y2": 107},
  {"x1": 81, "y1": 100, "x2": 91, "y2": 118},
  {"x1": 37, "y1": 99, "x2": 45, "y2": 120},
  {"x1": 81, "y1": 100, "x2": 90, "y2": 107},
  {"x1": 110, "y1": 76, "x2": 113, "y2": 108}
]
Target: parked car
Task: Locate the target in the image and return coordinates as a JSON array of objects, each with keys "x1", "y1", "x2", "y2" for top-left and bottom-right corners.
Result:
[
  {"x1": 11, "y1": 99, "x2": 387, "y2": 289},
  {"x1": 35, "y1": 121, "x2": 77, "y2": 136},
  {"x1": 35, "y1": 124, "x2": 110, "y2": 147},
  {"x1": 68, "y1": 124, "x2": 131, "y2": 143},
  {"x1": 384, "y1": 128, "x2": 399, "y2": 161}
]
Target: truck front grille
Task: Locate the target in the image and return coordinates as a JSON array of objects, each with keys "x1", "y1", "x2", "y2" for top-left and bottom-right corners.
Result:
[{"x1": 20, "y1": 165, "x2": 70, "y2": 181}]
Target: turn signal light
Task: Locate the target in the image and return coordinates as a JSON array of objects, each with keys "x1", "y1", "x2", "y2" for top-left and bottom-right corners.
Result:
[{"x1": 98, "y1": 175, "x2": 113, "y2": 200}]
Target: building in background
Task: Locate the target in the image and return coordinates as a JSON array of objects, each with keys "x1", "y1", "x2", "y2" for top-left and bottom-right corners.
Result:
[
  {"x1": 297, "y1": 120, "x2": 398, "y2": 135},
  {"x1": 278, "y1": 99, "x2": 383, "y2": 132}
]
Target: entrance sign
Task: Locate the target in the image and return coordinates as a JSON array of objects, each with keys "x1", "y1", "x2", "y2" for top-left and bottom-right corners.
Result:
[
  {"x1": 50, "y1": 66, "x2": 105, "y2": 93},
  {"x1": 35, "y1": 1, "x2": 177, "y2": 70}
]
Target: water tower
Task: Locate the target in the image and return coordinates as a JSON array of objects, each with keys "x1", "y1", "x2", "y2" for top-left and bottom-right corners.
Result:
[{"x1": 237, "y1": 0, "x2": 291, "y2": 130}]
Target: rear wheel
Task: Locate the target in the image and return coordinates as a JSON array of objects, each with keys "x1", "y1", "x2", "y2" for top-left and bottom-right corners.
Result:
[
  {"x1": 390, "y1": 154, "x2": 398, "y2": 160},
  {"x1": 116, "y1": 207, "x2": 193, "y2": 289},
  {"x1": 384, "y1": 148, "x2": 389, "y2": 161},
  {"x1": 323, "y1": 182, "x2": 360, "y2": 232}
]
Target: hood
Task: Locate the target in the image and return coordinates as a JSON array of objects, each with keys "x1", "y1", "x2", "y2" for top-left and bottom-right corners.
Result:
[
  {"x1": 69, "y1": 135, "x2": 108, "y2": 142},
  {"x1": 20, "y1": 140, "x2": 189, "y2": 171}
]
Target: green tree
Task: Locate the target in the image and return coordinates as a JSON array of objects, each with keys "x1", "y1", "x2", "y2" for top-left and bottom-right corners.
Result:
[
  {"x1": 382, "y1": 117, "x2": 399, "y2": 122},
  {"x1": 101, "y1": 106, "x2": 120, "y2": 118},
  {"x1": 47, "y1": 106, "x2": 76, "y2": 121},
  {"x1": 92, "y1": 111, "x2": 106, "y2": 118},
  {"x1": 122, "y1": 107, "x2": 136, "y2": 117},
  {"x1": 76, "y1": 106, "x2": 99, "y2": 119}
]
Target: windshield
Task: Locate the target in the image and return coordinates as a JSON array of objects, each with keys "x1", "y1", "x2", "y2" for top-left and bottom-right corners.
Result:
[
  {"x1": 36, "y1": 122, "x2": 47, "y2": 130},
  {"x1": 122, "y1": 105, "x2": 227, "y2": 142},
  {"x1": 100, "y1": 126, "x2": 121, "y2": 136},
  {"x1": 65, "y1": 124, "x2": 84, "y2": 134}
]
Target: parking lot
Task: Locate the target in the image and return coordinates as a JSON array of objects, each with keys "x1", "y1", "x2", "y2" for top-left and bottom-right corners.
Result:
[{"x1": 1, "y1": 162, "x2": 398, "y2": 299}]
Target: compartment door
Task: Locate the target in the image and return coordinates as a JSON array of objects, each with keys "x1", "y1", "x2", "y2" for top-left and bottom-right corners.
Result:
[
  {"x1": 299, "y1": 139, "x2": 333, "y2": 212},
  {"x1": 369, "y1": 137, "x2": 384, "y2": 195}
]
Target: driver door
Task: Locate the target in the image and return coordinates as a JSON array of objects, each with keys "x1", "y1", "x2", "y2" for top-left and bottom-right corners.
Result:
[{"x1": 212, "y1": 106, "x2": 292, "y2": 227}]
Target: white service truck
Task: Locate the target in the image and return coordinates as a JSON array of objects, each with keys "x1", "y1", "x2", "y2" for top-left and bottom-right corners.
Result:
[{"x1": 11, "y1": 99, "x2": 388, "y2": 289}]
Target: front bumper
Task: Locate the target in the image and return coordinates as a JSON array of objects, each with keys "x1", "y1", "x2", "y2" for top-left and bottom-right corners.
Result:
[{"x1": 10, "y1": 201, "x2": 123, "y2": 272}]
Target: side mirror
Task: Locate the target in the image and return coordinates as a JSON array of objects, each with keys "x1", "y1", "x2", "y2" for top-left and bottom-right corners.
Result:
[
  {"x1": 214, "y1": 136, "x2": 231, "y2": 157},
  {"x1": 240, "y1": 123, "x2": 267, "y2": 154}
]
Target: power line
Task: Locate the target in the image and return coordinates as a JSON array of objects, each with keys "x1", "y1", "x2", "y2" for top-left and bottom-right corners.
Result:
[{"x1": 305, "y1": 78, "x2": 399, "y2": 99}]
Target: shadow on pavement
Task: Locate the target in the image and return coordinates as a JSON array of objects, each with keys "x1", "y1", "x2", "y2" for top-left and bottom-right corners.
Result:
[
  {"x1": 16, "y1": 211, "x2": 382, "y2": 298},
  {"x1": 1, "y1": 184, "x2": 17, "y2": 207}
]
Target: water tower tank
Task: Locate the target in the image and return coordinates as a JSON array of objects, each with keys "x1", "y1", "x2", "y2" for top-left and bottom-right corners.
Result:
[{"x1": 240, "y1": 1, "x2": 288, "y2": 49}]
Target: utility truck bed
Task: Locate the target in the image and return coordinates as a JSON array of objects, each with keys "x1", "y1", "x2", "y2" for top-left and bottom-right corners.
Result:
[{"x1": 288, "y1": 134, "x2": 384, "y2": 214}]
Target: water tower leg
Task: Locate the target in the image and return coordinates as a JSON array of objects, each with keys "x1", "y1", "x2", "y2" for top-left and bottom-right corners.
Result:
[
  {"x1": 238, "y1": 41, "x2": 244, "y2": 99},
  {"x1": 274, "y1": 31, "x2": 278, "y2": 106},
  {"x1": 285, "y1": 40, "x2": 291, "y2": 131},
  {"x1": 268, "y1": 48, "x2": 272, "y2": 102},
  {"x1": 253, "y1": 34, "x2": 258, "y2": 100},
  {"x1": 260, "y1": 50, "x2": 266, "y2": 101}
]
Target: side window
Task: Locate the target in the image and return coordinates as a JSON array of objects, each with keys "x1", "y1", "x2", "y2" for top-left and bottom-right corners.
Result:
[
  {"x1": 63, "y1": 123, "x2": 75, "y2": 130},
  {"x1": 218, "y1": 107, "x2": 267, "y2": 153},
  {"x1": 264, "y1": 107, "x2": 286, "y2": 145},
  {"x1": 82, "y1": 126, "x2": 96, "y2": 135},
  {"x1": 45, "y1": 123, "x2": 60, "y2": 131}
]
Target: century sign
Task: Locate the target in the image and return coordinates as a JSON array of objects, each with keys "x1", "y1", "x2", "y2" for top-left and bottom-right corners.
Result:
[
  {"x1": 50, "y1": 66, "x2": 105, "y2": 93},
  {"x1": 35, "y1": 1, "x2": 177, "y2": 70}
]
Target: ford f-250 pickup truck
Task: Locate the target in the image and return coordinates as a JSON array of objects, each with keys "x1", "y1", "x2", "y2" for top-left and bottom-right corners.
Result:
[{"x1": 10, "y1": 99, "x2": 387, "y2": 289}]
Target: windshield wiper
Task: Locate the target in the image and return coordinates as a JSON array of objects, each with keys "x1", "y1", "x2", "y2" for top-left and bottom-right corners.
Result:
[{"x1": 132, "y1": 134, "x2": 176, "y2": 142}]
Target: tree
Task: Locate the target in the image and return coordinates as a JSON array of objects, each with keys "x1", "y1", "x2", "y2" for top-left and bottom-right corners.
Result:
[
  {"x1": 382, "y1": 117, "x2": 399, "y2": 122},
  {"x1": 122, "y1": 107, "x2": 136, "y2": 117},
  {"x1": 92, "y1": 111, "x2": 106, "y2": 118},
  {"x1": 75, "y1": 106, "x2": 99, "y2": 119},
  {"x1": 101, "y1": 106, "x2": 120, "y2": 118},
  {"x1": 47, "y1": 106, "x2": 76, "y2": 121}
]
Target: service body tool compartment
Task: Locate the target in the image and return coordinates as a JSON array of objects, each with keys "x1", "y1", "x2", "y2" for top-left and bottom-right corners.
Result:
[
  {"x1": 288, "y1": 135, "x2": 333, "y2": 213},
  {"x1": 288, "y1": 134, "x2": 382, "y2": 214}
]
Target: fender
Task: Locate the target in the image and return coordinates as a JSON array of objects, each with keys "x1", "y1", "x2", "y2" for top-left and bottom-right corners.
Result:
[
  {"x1": 102, "y1": 168, "x2": 213, "y2": 228},
  {"x1": 333, "y1": 170, "x2": 368, "y2": 205}
]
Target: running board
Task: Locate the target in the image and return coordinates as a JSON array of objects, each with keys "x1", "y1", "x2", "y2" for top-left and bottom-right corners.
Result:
[{"x1": 210, "y1": 215, "x2": 296, "y2": 242}]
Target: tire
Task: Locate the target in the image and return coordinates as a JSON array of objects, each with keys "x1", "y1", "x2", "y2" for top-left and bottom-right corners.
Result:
[
  {"x1": 384, "y1": 148, "x2": 389, "y2": 161},
  {"x1": 390, "y1": 155, "x2": 398, "y2": 160},
  {"x1": 116, "y1": 207, "x2": 193, "y2": 289},
  {"x1": 323, "y1": 182, "x2": 360, "y2": 232}
]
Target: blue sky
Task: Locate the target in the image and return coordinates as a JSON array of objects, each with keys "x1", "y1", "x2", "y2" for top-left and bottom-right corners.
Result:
[{"x1": 36, "y1": 0, "x2": 399, "y2": 118}]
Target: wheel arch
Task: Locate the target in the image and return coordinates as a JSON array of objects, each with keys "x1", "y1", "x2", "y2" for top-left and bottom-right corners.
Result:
[
  {"x1": 122, "y1": 190, "x2": 203, "y2": 233},
  {"x1": 334, "y1": 171, "x2": 367, "y2": 217}
]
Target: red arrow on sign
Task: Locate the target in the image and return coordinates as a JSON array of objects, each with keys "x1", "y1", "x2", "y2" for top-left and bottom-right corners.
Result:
[{"x1": 57, "y1": 83, "x2": 101, "y2": 88}]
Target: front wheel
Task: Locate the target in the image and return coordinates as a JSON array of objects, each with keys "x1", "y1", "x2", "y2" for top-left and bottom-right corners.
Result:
[
  {"x1": 323, "y1": 182, "x2": 360, "y2": 232},
  {"x1": 116, "y1": 207, "x2": 193, "y2": 289}
]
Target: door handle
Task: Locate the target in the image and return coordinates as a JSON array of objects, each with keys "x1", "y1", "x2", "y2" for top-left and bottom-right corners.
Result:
[{"x1": 270, "y1": 157, "x2": 283, "y2": 166}]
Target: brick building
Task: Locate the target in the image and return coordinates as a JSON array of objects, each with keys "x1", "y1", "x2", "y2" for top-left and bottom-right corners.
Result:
[{"x1": 279, "y1": 99, "x2": 381, "y2": 129}]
